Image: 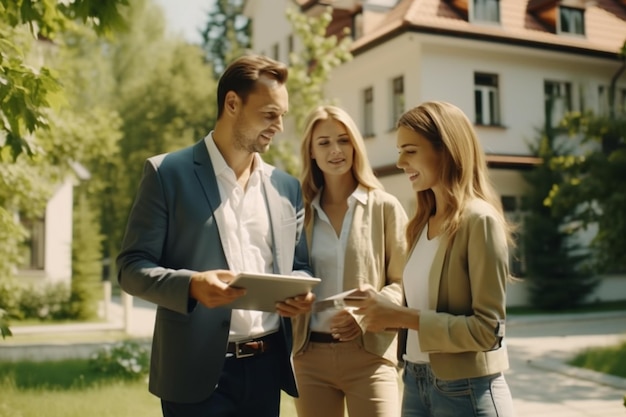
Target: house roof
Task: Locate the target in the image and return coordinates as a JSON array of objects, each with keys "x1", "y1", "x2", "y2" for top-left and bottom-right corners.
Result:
[{"x1": 349, "y1": 0, "x2": 626, "y2": 57}]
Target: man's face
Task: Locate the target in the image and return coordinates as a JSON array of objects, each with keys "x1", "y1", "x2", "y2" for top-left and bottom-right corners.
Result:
[{"x1": 232, "y1": 75, "x2": 289, "y2": 154}]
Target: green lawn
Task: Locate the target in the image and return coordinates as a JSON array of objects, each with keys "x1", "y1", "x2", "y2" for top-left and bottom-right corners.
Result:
[
  {"x1": 568, "y1": 340, "x2": 626, "y2": 379},
  {"x1": 0, "y1": 358, "x2": 298, "y2": 417},
  {"x1": 507, "y1": 299, "x2": 626, "y2": 315}
]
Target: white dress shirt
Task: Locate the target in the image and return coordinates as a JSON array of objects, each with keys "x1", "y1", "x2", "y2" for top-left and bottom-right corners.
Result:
[
  {"x1": 204, "y1": 133, "x2": 279, "y2": 341},
  {"x1": 404, "y1": 224, "x2": 439, "y2": 363},
  {"x1": 309, "y1": 185, "x2": 368, "y2": 333}
]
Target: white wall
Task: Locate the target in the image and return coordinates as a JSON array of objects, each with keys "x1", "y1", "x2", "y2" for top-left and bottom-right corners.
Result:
[{"x1": 44, "y1": 179, "x2": 73, "y2": 284}]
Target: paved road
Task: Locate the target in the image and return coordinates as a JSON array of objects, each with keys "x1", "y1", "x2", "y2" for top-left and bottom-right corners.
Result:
[
  {"x1": 506, "y1": 312, "x2": 626, "y2": 416},
  {"x1": 5, "y1": 296, "x2": 626, "y2": 416}
]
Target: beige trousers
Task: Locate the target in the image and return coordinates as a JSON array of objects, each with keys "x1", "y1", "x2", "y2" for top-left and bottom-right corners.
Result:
[{"x1": 293, "y1": 339, "x2": 400, "y2": 417}]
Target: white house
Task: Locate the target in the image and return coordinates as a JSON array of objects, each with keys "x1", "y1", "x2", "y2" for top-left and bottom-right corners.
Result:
[
  {"x1": 244, "y1": 0, "x2": 626, "y2": 306},
  {"x1": 16, "y1": 164, "x2": 90, "y2": 287}
]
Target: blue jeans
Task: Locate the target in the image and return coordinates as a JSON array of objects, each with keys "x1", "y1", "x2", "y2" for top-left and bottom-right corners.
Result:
[{"x1": 401, "y1": 362, "x2": 515, "y2": 417}]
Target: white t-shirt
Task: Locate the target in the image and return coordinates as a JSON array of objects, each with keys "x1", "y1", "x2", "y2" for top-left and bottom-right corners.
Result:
[{"x1": 403, "y1": 224, "x2": 439, "y2": 364}]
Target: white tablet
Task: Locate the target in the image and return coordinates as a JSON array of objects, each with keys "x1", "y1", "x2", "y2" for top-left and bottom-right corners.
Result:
[{"x1": 225, "y1": 272, "x2": 321, "y2": 312}]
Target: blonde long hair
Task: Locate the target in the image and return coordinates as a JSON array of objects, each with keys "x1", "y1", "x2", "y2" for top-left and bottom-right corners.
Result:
[
  {"x1": 397, "y1": 101, "x2": 514, "y2": 246},
  {"x1": 300, "y1": 105, "x2": 383, "y2": 227}
]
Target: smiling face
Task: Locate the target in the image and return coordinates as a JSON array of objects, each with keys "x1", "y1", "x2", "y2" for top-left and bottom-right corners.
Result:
[
  {"x1": 231, "y1": 75, "x2": 288, "y2": 154},
  {"x1": 396, "y1": 126, "x2": 442, "y2": 193},
  {"x1": 310, "y1": 118, "x2": 354, "y2": 179}
]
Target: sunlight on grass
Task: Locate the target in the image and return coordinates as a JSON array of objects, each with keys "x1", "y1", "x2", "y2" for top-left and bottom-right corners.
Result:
[
  {"x1": 0, "y1": 358, "x2": 301, "y2": 417},
  {"x1": 568, "y1": 340, "x2": 626, "y2": 379},
  {"x1": 0, "y1": 377, "x2": 158, "y2": 417}
]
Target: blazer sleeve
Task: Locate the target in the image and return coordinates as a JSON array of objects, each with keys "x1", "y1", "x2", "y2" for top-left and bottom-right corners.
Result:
[
  {"x1": 116, "y1": 158, "x2": 195, "y2": 314},
  {"x1": 419, "y1": 211, "x2": 509, "y2": 353}
]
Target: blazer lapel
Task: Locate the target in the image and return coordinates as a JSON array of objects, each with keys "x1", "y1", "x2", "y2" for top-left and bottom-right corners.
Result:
[
  {"x1": 260, "y1": 166, "x2": 284, "y2": 274},
  {"x1": 192, "y1": 140, "x2": 222, "y2": 213}
]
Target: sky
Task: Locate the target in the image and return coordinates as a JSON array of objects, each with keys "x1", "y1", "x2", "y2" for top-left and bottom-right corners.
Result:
[{"x1": 153, "y1": 0, "x2": 216, "y2": 44}]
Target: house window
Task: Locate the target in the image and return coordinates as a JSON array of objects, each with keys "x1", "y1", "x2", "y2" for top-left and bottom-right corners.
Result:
[
  {"x1": 20, "y1": 216, "x2": 45, "y2": 270},
  {"x1": 559, "y1": 6, "x2": 584, "y2": 35},
  {"x1": 391, "y1": 76, "x2": 404, "y2": 129},
  {"x1": 287, "y1": 35, "x2": 294, "y2": 57},
  {"x1": 473, "y1": 0, "x2": 499, "y2": 23},
  {"x1": 362, "y1": 87, "x2": 374, "y2": 137},
  {"x1": 545, "y1": 80, "x2": 572, "y2": 127},
  {"x1": 501, "y1": 196, "x2": 526, "y2": 277},
  {"x1": 272, "y1": 43, "x2": 280, "y2": 61},
  {"x1": 474, "y1": 72, "x2": 500, "y2": 126},
  {"x1": 599, "y1": 85, "x2": 626, "y2": 116}
]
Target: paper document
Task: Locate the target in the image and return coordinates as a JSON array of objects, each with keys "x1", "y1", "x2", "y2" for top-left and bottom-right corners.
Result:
[{"x1": 313, "y1": 289, "x2": 367, "y2": 313}]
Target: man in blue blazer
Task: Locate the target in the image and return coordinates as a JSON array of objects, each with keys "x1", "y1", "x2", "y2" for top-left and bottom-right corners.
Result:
[{"x1": 117, "y1": 54, "x2": 314, "y2": 417}]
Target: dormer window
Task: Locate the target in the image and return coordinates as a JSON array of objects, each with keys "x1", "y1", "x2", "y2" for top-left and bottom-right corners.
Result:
[
  {"x1": 559, "y1": 6, "x2": 584, "y2": 35},
  {"x1": 447, "y1": 0, "x2": 500, "y2": 23},
  {"x1": 473, "y1": 0, "x2": 500, "y2": 23},
  {"x1": 528, "y1": 0, "x2": 586, "y2": 36}
]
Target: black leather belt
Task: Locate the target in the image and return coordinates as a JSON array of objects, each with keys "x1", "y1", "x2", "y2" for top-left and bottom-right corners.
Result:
[
  {"x1": 226, "y1": 332, "x2": 279, "y2": 359},
  {"x1": 309, "y1": 331, "x2": 341, "y2": 343}
]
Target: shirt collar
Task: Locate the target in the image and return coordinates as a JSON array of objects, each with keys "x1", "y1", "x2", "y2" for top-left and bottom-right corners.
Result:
[
  {"x1": 204, "y1": 132, "x2": 265, "y2": 179},
  {"x1": 311, "y1": 184, "x2": 369, "y2": 212}
]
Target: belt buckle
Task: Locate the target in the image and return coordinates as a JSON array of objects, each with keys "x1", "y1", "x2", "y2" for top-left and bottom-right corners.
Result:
[{"x1": 235, "y1": 340, "x2": 255, "y2": 358}]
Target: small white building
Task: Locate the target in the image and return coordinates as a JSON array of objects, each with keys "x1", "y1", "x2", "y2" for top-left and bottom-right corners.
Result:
[
  {"x1": 16, "y1": 164, "x2": 90, "y2": 287},
  {"x1": 244, "y1": 0, "x2": 626, "y2": 306}
]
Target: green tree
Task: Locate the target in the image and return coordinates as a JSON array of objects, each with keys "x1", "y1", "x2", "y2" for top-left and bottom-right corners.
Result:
[
  {"x1": 285, "y1": 6, "x2": 352, "y2": 133},
  {"x1": 547, "y1": 112, "x2": 626, "y2": 272},
  {"x1": 200, "y1": 0, "x2": 251, "y2": 77},
  {"x1": 522, "y1": 130, "x2": 597, "y2": 310},
  {"x1": 70, "y1": 193, "x2": 103, "y2": 320},
  {"x1": 263, "y1": 6, "x2": 353, "y2": 175},
  {"x1": 100, "y1": 0, "x2": 218, "y2": 272},
  {"x1": 545, "y1": 41, "x2": 626, "y2": 272},
  {"x1": 0, "y1": 0, "x2": 129, "y2": 160}
]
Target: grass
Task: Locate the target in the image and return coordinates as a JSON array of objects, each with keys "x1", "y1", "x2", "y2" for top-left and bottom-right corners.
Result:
[
  {"x1": 0, "y1": 358, "x2": 299, "y2": 417},
  {"x1": 507, "y1": 299, "x2": 626, "y2": 315},
  {"x1": 568, "y1": 340, "x2": 626, "y2": 379}
]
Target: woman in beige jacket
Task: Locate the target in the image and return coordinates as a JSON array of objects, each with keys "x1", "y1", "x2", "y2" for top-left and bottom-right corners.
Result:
[
  {"x1": 292, "y1": 105, "x2": 408, "y2": 417},
  {"x1": 350, "y1": 101, "x2": 515, "y2": 417}
]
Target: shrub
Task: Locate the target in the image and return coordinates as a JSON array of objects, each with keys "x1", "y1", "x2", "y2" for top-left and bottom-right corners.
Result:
[{"x1": 89, "y1": 341, "x2": 150, "y2": 380}]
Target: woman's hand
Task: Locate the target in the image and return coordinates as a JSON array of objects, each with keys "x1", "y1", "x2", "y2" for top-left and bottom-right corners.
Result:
[
  {"x1": 346, "y1": 287, "x2": 405, "y2": 332},
  {"x1": 330, "y1": 309, "x2": 362, "y2": 341}
]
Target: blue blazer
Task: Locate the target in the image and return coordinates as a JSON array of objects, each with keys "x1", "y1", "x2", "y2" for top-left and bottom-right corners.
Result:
[{"x1": 116, "y1": 139, "x2": 311, "y2": 403}]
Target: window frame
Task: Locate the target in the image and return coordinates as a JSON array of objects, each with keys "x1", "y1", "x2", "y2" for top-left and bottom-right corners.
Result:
[
  {"x1": 474, "y1": 72, "x2": 501, "y2": 126},
  {"x1": 544, "y1": 80, "x2": 573, "y2": 128},
  {"x1": 362, "y1": 86, "x2": 375, "y2": 137},
  {"x1": 558, "y1": 6, "x2": 585, "y2": 35},
  {"x1": 390, "y1": 76, "x2": 405, "y2": 130},
  {"x1": 19, "y1": 215, "x2": 46, "y2": 270},
  {"x1": 472, "y1": 0, "x2": 500, "y2": 23}
]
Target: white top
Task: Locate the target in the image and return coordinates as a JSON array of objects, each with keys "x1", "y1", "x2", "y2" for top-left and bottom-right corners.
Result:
[
  {"x1": 309, "y1": 185, "x2": 367, "y2": 333},
  {"x1": 205, "y1": 133, "x2": 279, "y2": 341},
  {"x1": 404, "y1": 224, "x2": 439, "y2": 363}
]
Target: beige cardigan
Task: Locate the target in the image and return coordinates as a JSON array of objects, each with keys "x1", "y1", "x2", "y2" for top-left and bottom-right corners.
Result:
[
  {"x1": 401, "y1": 199, "x2": 510, "y2": 379},
  {"x1": 292, "y1": 188, "x2": 408, "y2": 364}
]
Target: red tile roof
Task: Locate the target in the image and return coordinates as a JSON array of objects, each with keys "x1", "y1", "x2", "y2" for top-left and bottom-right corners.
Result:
[{"x1": 350, "y1": 0, "x2": 626, "y2": 56}]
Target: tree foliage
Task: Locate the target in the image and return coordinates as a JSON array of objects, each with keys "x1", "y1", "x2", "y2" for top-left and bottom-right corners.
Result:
[
  {"x1": 522, "y1": 130, "x2": 598, "y2": 310},
  {"x1": 200, "y1": 0, "x2": 251, "y2": 77},
  {"x1": 0, "y1": 0, "x2": 129, "y2": 160},
  {"x1": 546, "y1": 111, "x2": 626, "y2": 272},
  {"x1": 284, "y1": 6, "x2": 352, "y2": 134},
  {"x1": 263, "y1": 7, "x2": 353, "y2": 175}
]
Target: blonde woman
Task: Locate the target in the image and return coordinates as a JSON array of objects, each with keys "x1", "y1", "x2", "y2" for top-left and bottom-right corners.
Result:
[
  {"x1": 350, "y1": 101, "x2": 515, "y2": 417},
  {"x1": 292, "y1": 105, "x2": 408, "y2": 417}
]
